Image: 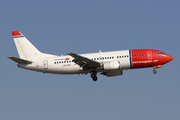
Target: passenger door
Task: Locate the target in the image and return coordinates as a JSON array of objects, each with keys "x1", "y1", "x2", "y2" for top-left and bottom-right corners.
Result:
[
  {"x1": 147, "y1": 51, "x2": 152, "y2": 59},
  {"x1": 43, "y1": 60, "x2": 48, "y2": 69}
]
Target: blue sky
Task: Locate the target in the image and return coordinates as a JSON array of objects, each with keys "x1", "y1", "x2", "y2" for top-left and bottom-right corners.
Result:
[{"x1": 0, "y1": 0, "x2": 179, "y2": 120}]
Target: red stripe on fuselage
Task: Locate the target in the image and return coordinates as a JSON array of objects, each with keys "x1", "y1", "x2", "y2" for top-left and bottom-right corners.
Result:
[{"x1": 131, "y1": 49, "x2": 170, "y2": 69}]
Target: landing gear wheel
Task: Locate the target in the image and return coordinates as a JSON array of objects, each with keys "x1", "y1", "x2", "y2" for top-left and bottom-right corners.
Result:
[
  {"x1": 91, "y1": 72, "x2": 98, "y2": 81},
  {"x1": 153, "y1": 69, "x2": 157, "y2": 74},
  {"x1": 92, "y1": 76, "x2": 97, "y2": 81},
  {"x1": 91, "y1": 74, "x2": 96, "y2": 78}
]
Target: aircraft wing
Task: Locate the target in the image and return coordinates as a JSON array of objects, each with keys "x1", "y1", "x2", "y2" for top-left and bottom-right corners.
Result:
[{"x1": 67, "y1": 53, "x2": 100, "y2": 68}]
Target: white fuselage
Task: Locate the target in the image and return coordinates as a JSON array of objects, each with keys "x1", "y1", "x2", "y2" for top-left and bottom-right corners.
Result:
[{"x1": 19, "y1": 50, "x2": 131, "y2": 74}]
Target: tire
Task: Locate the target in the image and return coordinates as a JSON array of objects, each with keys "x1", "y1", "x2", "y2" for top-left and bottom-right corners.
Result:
[
  {"x1": 153, "y1": 70, "x2": 157, "y2": 74},
  {"x1": 91, "y1": 74, "x2": 95, "y2": 78},
  {"x1": 93, "y1": 76, "x2": 97, "y2": 81}
]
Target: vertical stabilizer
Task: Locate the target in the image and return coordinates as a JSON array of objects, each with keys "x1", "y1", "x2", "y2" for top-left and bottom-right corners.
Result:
[{"x1": 11, "y1": 31, "x2": 41, "y2": 60}]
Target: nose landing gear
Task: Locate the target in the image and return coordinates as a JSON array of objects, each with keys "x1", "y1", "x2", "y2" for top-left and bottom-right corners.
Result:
[
  {"x1": 153, "y1": 69, "x2": 157, "y2": 74},
  {"x1": 91, "y1": 72, "x2": 97, "y2": 81},
  {"x1": 153, "y1": 65, "x2": 162, "y2": 74}
]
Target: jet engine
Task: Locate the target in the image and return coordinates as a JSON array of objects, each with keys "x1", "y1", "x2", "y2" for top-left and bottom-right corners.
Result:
[
  {"x1": 101, "y1": 70, "x2": 123, "y2": 77},
  {"x1": 103, "y1": 61, "x2": 121, "y2": 70}
]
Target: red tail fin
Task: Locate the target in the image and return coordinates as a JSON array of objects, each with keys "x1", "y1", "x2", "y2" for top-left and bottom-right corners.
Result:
[{"x1": 11, "y1": 31, "x2": 23, "y2": 37}]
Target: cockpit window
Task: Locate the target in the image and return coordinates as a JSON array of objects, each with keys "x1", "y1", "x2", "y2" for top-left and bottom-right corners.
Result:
[{"x1": 157, "y1": 52, "x2": 165, "y2": 54}]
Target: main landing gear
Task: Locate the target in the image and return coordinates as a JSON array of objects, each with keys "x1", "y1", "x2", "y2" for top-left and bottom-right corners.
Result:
[{"x1": 91, "y1": 71, "x2": 97, "y2": 81}]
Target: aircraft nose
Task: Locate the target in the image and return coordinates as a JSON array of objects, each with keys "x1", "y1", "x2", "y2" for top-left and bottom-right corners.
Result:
[{"x1": 167, "y1": 54, "x2": 173, "y2": 62}]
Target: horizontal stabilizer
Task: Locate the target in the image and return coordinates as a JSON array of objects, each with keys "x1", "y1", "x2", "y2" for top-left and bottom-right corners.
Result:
[{"x1": 8, "y1": 56, "x2": 32, "y2": 64}]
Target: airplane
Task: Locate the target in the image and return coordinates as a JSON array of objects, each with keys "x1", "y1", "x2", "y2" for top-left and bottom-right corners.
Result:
[{"x1": 8, "y1": 31, "x2": 173, "y2": 81}]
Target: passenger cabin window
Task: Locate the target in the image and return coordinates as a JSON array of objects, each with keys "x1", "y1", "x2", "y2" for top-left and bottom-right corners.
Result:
[{"x1": 132, "y1": 54, "x2": 144, "y2": 57}]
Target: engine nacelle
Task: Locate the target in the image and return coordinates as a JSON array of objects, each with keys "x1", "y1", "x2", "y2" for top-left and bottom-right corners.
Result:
[
  {"x1": 103, "y1": 61, "x2": 121, "y2": 70},
  {"x1": 101, "y1": 70, "x2": 123, "y2": 77}
]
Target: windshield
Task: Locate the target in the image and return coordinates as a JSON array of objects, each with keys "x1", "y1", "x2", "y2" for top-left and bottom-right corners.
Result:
[{"x1": 157, "y1": 52, "x2": 165, "y2": 54}]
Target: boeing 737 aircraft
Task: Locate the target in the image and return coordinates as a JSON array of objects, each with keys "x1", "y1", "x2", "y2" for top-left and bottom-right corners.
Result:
[{"x1": 8, "y1": 31, "x2": 173, "y2": 81}]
